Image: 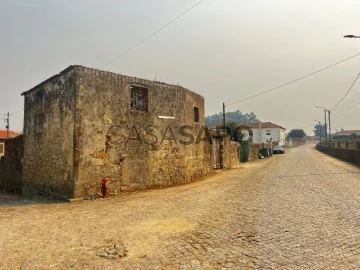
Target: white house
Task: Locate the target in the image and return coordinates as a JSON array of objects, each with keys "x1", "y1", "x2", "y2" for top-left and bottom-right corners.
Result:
[
  {"x1": 240, "y1": 122, "x2": 286, "y2": 145},
  {"x1": 334, "y1": 129, "x2": 360, "y2": 136}
]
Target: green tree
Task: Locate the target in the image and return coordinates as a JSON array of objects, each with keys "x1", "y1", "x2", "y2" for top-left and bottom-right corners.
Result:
[
  {"x1": 224, "y1": 121, "x2": 243, "y2": 141},
  {"x1": 313, "y1": 123, "x2": 326, "y2": 137},
  {"x1": 205, "y1": 110, "x2": 259, "y2": 126},
  {"x1": 288, "y1": 129, "x2": 306, "y2": 138}
]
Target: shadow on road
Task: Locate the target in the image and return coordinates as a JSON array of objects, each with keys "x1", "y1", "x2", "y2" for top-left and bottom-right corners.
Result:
[{"x1": 0, "y1": 190, "x2": 64, "y2": 206}]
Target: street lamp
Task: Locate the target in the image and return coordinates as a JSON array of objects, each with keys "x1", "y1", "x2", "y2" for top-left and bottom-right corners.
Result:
[{"x1": 344, "y1": 35, "x2": 360, "y2": 38}]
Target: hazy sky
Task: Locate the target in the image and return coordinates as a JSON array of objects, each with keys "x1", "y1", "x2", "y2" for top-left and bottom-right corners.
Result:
[{"x1": 1, "y1": 0, "x2": 360, "y2": 135}]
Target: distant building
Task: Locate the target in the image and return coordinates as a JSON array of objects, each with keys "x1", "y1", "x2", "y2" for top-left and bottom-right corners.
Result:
[
  {"x1": 0, "y1": 130, "x2": 20, "y2": 139},
  {"x1": 239, "y1": 122, "x2": 286, "y2": 145},
  {"x1": 305, "y1": 135, "x2": 320, "y2": 142},
  {"x1": 334, "y1": 130, "x2": 360, "y2": 136},
  {"x1": 0, "y1": 130, "x2": 20, "y2": 157}
]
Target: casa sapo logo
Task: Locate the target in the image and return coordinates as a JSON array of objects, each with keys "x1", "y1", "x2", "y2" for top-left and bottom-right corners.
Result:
[
  {"x1": 107, "y1": 125, "x2": 215, "y2": 146},
  {"x1": 107, "y1": 124, "x2": 245, "y2": 146}
]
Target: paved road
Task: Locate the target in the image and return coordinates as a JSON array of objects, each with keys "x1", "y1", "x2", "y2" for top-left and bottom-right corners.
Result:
[{"x1": 1, "y1": 143, "x2": 360, "y2": 269}]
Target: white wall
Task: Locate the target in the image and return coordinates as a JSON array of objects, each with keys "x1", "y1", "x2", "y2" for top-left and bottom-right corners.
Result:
[{"x1": 251, "y1": 128, "x2": 286, "y2": 145}]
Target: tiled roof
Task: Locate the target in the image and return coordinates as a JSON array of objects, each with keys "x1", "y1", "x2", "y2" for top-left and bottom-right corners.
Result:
[
  {"x1": 0, "y1": 130, "x2": 20, "y2": 139},
  {"x1": 335, "y1": 130, "x2": 360, "y2": 135},
  {"x1": 208, "y1": 122, "x2": 286, "y2": 130},
  {"x1": 208, "y1": 124, "x2": 225, "y2": 129},
  {"x1": 238, "y1": 122, "x2": 286, "y2": 130}
]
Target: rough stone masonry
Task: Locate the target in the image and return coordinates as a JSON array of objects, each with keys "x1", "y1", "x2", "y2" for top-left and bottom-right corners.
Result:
[{"x1": 21, "y1": 66, "x2": 214, "y2": 200}]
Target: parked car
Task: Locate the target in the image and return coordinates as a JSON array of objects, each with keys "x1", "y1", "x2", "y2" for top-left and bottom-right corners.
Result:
[{"x1": 273, "y1": 145, "x2": 285, "y2": 154}]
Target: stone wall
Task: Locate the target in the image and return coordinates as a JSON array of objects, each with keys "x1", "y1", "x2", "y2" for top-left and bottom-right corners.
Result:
[
  {"x1": 22, "y1": 67, "x2": 76, "y2": 199},
  {"x1": 249, "y1": 143, "x2": 272, "y2": 160},
  {"x1": 74, "y1": 66, "x2": 213, "y2": 198},
  {"x1": 0, "y1": 135, "x2": 23, "y2": 192},
  {"x1": 21, "y1": 66, "x2": 214, "y2": 199},
  {"x1": 223, "y1": 138, "x2": 239, "y2": 168},
  {"x1": 316, "y1": 144, "x2": 360, "y2": 165}
]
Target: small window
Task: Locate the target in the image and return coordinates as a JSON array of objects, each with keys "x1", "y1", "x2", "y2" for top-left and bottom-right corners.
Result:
[
  {"x1": 194, "y1": 107, "x2": 199, "y2": 123},
  {"x1": 0, "y1": 143, "x2": 4, "y2": 156},
  {"x1": 131, "y1": 86, "x2": 148, "y2": 111},
  {"x1": 36, "y1": 114, "x2": 44, "y2": 134},
  {"x1": 266, "y1": 130, "x2": 271, "y2": 135}
]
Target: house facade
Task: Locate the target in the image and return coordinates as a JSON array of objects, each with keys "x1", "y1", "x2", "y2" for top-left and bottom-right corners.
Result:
[
  {"x1": 334, "y1": 129, "x2": 360, "y2": 137},
  {"x1": 0, "y1": 130, "x2": 20, "y2": 157},
  {"x1": 240, "y1": 122, "x2": 286, "y2": 145},
  {"x1": 21, "y1": 65, "x2": 213, "y2": 200}
]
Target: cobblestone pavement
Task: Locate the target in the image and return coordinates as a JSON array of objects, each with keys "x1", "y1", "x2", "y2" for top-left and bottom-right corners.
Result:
[{"x1": 1, "y1": 143, "x2": 360, "y2": 269}]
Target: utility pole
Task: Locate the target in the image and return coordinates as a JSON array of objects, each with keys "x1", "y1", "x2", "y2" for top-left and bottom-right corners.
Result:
[
  {"x1": 221, "y1": 102, "x2": 226, "y2": 169},
  {"x1": 323, "y1": 109, "x2": 327, "y2": 140},
  {"x1": 6, "y1": 112, "x2": 9, "y2": 138},
  {"x1": 328, "y1": 110, "x2": 331, "y2": 142},
  {"x1": 222, "y1": 102, "x2": 226, "y2": 130}
]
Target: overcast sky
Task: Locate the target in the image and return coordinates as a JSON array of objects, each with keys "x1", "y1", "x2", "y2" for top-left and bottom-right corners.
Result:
[{"x1": 1, "y1": 0, "x2": 359, "y2": 135}]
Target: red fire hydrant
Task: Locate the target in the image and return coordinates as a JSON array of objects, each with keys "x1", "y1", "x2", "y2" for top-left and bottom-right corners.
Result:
[{"x1": 101, "y1": 178, "x2": 109, "y2": 197}]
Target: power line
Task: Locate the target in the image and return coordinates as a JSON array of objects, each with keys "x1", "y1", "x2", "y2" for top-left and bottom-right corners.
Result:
[
  {"x1": 332, "y1": 90, "x2": 360, "y2": 112},
  {"x1": 226, "y1": 51, "x2": 360, "y2": 107},
  {"x1": 101, "y1": 0, "x2": 206, "y2": 68},
  {"x1": 329, "y1": 73, "x2": 360, "y2": 111},
  {"x1": 333, "y1": 99, "x2": 360, "y2": 114}
]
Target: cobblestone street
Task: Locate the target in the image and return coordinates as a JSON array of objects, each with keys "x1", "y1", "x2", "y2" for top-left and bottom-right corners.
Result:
[{"x1": 1, "y1": 143, "x2": 360, "y2": 269}]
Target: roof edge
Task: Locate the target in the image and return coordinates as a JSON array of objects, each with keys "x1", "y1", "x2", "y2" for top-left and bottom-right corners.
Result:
[
  {"x1": 20, "y1": 65, "x2": 204, "y2": 99},
  {"x1": 21, "y1": 65, "x2": 79, "y2": 96}
]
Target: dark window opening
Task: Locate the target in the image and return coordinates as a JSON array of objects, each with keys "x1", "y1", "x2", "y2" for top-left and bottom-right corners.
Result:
[
  {"x1": 36, "y1": 114, "x2": 44, "y2": 134},
  {"x1": 266, "y1": 130, "x2": 271, "y2": 135},
  {"x1": 131, "y1": 86, "x2": 148, "y2": 111},
  {"x1": 36, "y1": 90, "x2": 45, "y2": 113},
  {"x1": 194, "y1": 107, "x2": 199, "y2": 123}
]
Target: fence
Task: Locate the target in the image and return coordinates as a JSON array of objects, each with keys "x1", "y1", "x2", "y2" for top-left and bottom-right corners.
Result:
[
  {"x1": 318, "y1": 140, "x2": 360, "y2": 150},
  {"x1": 316, "y1": 141, "x2": 360, "y2": 165}
]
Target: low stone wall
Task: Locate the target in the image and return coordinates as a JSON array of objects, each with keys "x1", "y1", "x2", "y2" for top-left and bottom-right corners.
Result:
[
  {"x1": 316, "y1": 144, "x2": 360, "y2": 165},
  {"x1": 223, "y1": 139, "x2": 239, "y2": 169},
  {"x1": 249, "y1": 143, "x2": 272, "y2": 160},
  {"x1": 0, "y1": 135, "x2": 23, "y2": 192}
]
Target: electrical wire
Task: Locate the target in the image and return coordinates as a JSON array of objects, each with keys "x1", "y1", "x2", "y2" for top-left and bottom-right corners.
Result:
[
  {"x1": 332, "y1": 90, "x2": 360, "y2": 112},
  {"x1": 101, "y1": 0, "x2": 206, "y2": 68},
  {"x1": 329, "y1": 73, "x2": 360, "y2": 111},
  {"x1": 226, "y1": 52, "x2": 360, "y2": 107},
  {"x1": 333, "y1": 99, "x2": 360, "y2": 114}
]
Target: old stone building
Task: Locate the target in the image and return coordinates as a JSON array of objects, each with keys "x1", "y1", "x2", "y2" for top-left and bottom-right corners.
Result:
[{"x1": 21, "y1": 65, "x2": 213, "y2": 200}]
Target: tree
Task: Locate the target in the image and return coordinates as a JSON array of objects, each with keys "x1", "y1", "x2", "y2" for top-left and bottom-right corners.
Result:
[
  {"x1": 288, "y1": 129, "x2": 306, "y2": 138},
  {"x1": 205, "y1": 110, "x2": 259, "y2": 126},
  {"x1": 224, "y1": 121, "x2": 244, "y2": 141},
  {"x1": 313, "y1": 123, "x2": 326, "y2": 137}
]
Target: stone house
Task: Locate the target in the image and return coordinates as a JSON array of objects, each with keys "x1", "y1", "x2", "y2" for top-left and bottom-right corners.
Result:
[{"x1": 21, "y1": 65, "x2": 213, "y2": 200}]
